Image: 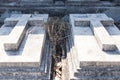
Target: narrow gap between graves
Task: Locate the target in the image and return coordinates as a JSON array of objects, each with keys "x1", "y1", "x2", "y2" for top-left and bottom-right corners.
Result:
[{"x1": 44, "y1": 16, "x2": 69, "y2": 80}]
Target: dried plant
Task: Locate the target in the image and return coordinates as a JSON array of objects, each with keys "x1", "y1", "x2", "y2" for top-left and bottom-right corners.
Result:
[
  {"x1": 44, "y1": 17, "x2": 69, "y2": 80},
  {"x1": 44, "y1": 17, "x2": 69, "y2": 58},
  {"x1": 44, "y1": 17, "x2": 68, "y2": 45}
]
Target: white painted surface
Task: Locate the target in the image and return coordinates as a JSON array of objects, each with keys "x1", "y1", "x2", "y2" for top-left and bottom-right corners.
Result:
[
  {"x1": 0, "y1": 14, "x2": 48, "y2": 67},
  {"x1": 70, "y1": 14, "x2": 120, "y2": 65}
]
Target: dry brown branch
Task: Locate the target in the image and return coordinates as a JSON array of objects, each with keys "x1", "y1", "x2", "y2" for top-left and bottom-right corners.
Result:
[{"x1": 43, "y1": 17, "x2": 70, "y2": 80}]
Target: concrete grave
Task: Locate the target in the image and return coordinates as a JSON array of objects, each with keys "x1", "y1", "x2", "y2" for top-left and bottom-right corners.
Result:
[
  {"x1": 67, "y1": 14, "x2": 120, "y2": 79},
  {"x1": 74, "y1": 14, "x2": 117, "y2": 51},
  {"x1": 0, "y1": 14, "x2": 49, "y2": 67},
  {"x1": 70, "y1": 13, "x2": 120, "y2": 65},
  {"x1": 0, "y1": 14, "x2": 52, "y2": 79}
]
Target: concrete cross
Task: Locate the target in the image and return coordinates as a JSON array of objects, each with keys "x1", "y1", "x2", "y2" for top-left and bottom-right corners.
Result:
[
  {"x1": 74, "y1": 14, "x2": 117, "y2": 51},
  {"x1": 3, "y1": 14, "x2": 44, "y2": 50},
  {"x1": 0, "y1": 14, "x2": 48, "y2": 67}
]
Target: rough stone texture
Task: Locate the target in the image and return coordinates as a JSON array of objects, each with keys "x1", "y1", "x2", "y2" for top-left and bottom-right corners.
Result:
[
  {"x1": 66, "y1": 13, "x2": 120, "y2": 80},
  {"x1": 0, "y1": 14, "x2": 48, "y2": 67},
  {"x1": 115, "y1": 0, "x2": 120, "y2": 2},
  {"x1": 70, "y1": 13, "x2": 120, "y2": 66},
  {"x1": 4, "y1": 14, "x2": 31, "y2": 50},
  {"x1": 21, "y1": 0, "x2": 52, "y2": 2},
  {"x1": 0, "y1": 14, "x2": 51, "y2": 80},
  {"x1": 68, "y1": 0, "x2": 99, "y2": 1},
  {"x1": 74, "y1": 14, "x2": 117, "y2": 51}
]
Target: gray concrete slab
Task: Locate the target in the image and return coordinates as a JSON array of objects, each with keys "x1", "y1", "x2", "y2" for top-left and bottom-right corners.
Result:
[
  {"x1": 73, "y1": 14, "x2": 117, "y2": 51},
  {"x1": 70, "y1": 14, "x2": 120, "y2": 67},
  {"x1": 4, "y1": 14, "x2": 31, "y2": 50},
  {"x1": 68, "y1": 0, "x2": 99, "y2": 1},
  {"x1": 90, "y1": 20, "x2": 117, "y2": 51},
  {"x1": 0, "y1": 30, "x2": 45, "y2": 67},
  {"x1": 0, "y1": 14, "x2": 48, "y2": 67}
]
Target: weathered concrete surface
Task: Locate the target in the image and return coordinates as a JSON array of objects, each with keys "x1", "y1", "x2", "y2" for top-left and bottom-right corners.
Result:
[
  {"x1": 4, "y1": 14, "x2": 31, "y2": 50},
  {"x1": 0, "y1": 14, "x2": 48, "y2": 67},
  {"x1": 67, "y1": 14, "x2": 120, "y2": 79},
  {"x1": 74, "y1": 14, "x2": 117, "y2": 51},
  {"x1": 68, "y1": 0, "x2": 99, "y2": 1},
  {"x1": 70, "y1": 14, "x2": 120, "y2": 65},
  {"x1": 105, "y1": 8, "x2": 120, "y2": 22},
  {"x1": 91, "y1": 20, "x2": 117, "y2": 51}
]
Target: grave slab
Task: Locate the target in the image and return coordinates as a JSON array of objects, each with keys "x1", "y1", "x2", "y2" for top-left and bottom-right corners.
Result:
[
  {"x1": 74, "y1": 14, "x2": 117, "y2": 51},
  {"x1": 70, "y1": 13, "x2": 120, "y2": 67},
  {"x1": 0, "y1": 14, "x2": 48, "y2": 67},
  {"x1": 4, "y1": 14, "x2": 31, "y2": 50}
]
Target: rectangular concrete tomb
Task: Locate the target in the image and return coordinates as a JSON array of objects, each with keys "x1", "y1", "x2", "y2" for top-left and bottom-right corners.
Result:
[
  {"x1": 0, "y1": 14, "x2": 49, "y2": 67},
  {"x1": 67, "y1": 14, "x2": 120, "y2": 79},
  {"x1": 74, "y1": 14, "x2": 117, "y2": 51},
  {"x1": 70, "y1": 13, "x2": 120, "y2": 65}
]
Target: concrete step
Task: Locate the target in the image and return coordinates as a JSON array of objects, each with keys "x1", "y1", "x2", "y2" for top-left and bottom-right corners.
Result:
[
  {"x1": 77, "y1": 66, "x2": 120, "y2": 71},
  {"x1": 0, "y1": 75, "x2": 47, "y2": 80},
  {"x1": 72, "y1": 76, "x2": 120, "y2": 80},
  {"x1": 74, "y1": 70, "x2": 120, "y2": 77}
]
